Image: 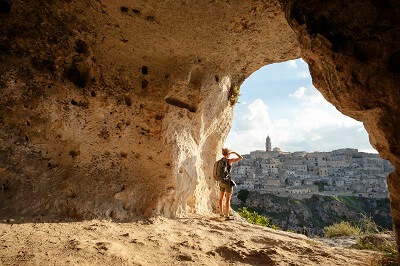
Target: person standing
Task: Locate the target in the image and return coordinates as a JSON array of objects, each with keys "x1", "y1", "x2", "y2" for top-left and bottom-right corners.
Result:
[{"x1": 218, "y1": 148, "x2": 243, "y2": 220}]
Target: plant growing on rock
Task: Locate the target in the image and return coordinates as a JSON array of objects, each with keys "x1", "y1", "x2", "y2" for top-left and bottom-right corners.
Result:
[
  {"x1": 238, "y1": 207, "x2": 279, "y2": 230},
  {"x1": 228, "y1": 84, "x2": 240, "y2": 106}
]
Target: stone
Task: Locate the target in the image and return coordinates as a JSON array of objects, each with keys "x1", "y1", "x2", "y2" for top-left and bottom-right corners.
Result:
[
  {"x1": 0, "y1": 0, "x2": 400, "y2": 255},
  {"x1": 0, "y1": 0, "x2": 299, "y2": 221}
]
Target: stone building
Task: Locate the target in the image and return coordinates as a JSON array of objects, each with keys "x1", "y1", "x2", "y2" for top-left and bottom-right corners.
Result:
[{"x1": 232, "y1": 139, "x2": 393, "y2": 199}]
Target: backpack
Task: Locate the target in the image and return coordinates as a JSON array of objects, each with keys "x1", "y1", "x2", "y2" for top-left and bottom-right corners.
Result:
[{"x1": 213, "y1": 158, "x2": 231, "y2": 182}]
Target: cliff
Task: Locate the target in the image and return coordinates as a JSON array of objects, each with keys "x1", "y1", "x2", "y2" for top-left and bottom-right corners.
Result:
[
  {"x1": 233, "y1": 191, "x2": 392, "y2": 236},
  {"x1": 0, "y1": 0, "x2": 298, "y2": 220}
]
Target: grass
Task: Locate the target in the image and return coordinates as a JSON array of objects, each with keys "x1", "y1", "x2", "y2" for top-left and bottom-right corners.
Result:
[
  {"x1": 238, "y1": 207, "x2": 279, "y2": 230},
  {"x1": 356, "y1": 214, "x2": 381, "y2": 235},
  {"x1": 323, "y1": 221, "x2": 361, "y2": 237},
  {"x1": 356, "y1": 234, "x2": 398, "y2": 265},
  {"x1": 324, "y1": 216, "x2": 398, "y2": 265},
  {"x1": 370, "y1": 246, "x2": 399, "y2": 266},
  {"x1": 323, "y1": 215, "x2": 385, "y2": 238},
  {"x1": 354, "y1": 215, "x2": 398, "y2": 265}
]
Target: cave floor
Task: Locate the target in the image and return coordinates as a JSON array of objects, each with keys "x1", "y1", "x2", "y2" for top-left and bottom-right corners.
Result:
[{"x1": 0, "y1": 214, "x2": 374, "y2": 265}]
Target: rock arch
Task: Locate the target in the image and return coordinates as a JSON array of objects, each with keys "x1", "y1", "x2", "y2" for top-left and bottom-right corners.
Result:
[{"x1": 0, "y1": 0, "x2": 399, "y2": 252}]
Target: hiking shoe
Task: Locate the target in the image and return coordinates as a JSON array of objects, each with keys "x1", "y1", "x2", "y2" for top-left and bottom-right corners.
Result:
[
  {"x1": 219, "y1": 213, "x2": 225, "y2": 218},
  {"x1": 225, "y1": 216, "x2": 234, "y2": 221}
]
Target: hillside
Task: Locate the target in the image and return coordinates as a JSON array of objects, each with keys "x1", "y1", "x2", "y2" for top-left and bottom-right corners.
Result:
[
  {"x1": 0, "y1": 215, "x2": 374, "y2": 265},
  {"x1": 233, "y1": 191, "x2": 392, "y2": 236}
]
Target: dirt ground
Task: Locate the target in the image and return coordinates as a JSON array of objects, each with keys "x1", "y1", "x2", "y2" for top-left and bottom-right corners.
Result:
[{"x1": 0, "y1": 215, "x2": 375, "y2": 265}]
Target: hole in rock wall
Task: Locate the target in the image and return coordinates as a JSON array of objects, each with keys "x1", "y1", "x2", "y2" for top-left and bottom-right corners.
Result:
[{"x1": 225, "y1": 59, "x2": 394, "y2": 236}]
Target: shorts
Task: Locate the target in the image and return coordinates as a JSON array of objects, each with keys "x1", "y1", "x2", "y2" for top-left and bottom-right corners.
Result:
[{"x1": 219, "y1": 180, "x2": 233, "y2": 193}]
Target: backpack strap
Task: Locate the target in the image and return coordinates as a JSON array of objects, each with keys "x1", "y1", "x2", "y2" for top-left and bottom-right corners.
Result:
[
  {"x1": 221, "y1": 158, "x2": 231, "y2": 181},
  {"x1": 223, "y1": 158, "x2": 229, "y2": 170}
]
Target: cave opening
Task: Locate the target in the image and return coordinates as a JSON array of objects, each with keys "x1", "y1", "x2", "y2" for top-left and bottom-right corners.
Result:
[
  {"x1": 226, "y1": 59, "x2": 376, "y2": 153},
  {"x1": 225, "y1": 59, "x2": 393, "y2": 236}
]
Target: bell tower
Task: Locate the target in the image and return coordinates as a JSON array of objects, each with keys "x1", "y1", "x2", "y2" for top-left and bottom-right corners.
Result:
[{"x1": 266, "y1": 135, "x2": 271, "y2": 151}]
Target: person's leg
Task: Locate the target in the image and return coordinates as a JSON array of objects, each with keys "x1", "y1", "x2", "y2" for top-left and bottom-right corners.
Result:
[
  {"x1": 218, "y1": 190, "x2": 225, "y2": 215},
  {"x1": 225, "y1": 192, "x2": 232, "y2": 217}
]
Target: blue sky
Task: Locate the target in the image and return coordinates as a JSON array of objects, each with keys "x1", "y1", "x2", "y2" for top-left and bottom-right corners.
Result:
[{"x1": 225, "y1": 59, "x2": 376, "y2": 155}]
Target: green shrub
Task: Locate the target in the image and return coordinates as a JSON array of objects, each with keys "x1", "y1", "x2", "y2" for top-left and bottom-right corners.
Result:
[
  {"x1": 238, "y1": 207, "x2": 279, "y2": 230},
  {"x1": 323, "y1": 221, "x2": 361, "y2": 237},
  {"x1": 228, "y1": 84, "x2": 240, "y2": 106}
]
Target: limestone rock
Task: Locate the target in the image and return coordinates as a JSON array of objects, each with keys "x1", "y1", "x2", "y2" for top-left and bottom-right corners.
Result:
[
  {"x1": 0, "y1": 216, "x2": 375, "y2": 265},
  {"x1": 0, "y1": 0, "x2": 299, "y2": 220},
  {"x1": 1, "y1": 0, "x2": 400, "y2": 255}
]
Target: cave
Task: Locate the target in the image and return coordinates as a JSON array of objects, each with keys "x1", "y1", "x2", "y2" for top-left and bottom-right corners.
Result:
[{"x1": 0, "y1": 0, "x2": 399, "y2": 253}]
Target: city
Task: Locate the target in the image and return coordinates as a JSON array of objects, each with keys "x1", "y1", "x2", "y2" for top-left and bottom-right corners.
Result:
[{"x1": 232, "y1": 136, "x2": 394, "y2": 199}]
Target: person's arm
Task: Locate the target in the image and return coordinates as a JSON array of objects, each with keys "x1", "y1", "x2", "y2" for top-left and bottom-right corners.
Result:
[{"x1": 228, "y1": 151, "x2": 243, "y2": 164}]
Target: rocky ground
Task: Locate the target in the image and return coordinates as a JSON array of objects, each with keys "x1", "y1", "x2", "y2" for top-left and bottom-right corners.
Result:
[{"x1": 0, "y1": 214, "x2": 375, "y2": 265}]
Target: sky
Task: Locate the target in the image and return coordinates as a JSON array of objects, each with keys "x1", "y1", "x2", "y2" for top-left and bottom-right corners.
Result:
[{"x1": 225, "y1": 59, "x2": 377, "y2": 155}]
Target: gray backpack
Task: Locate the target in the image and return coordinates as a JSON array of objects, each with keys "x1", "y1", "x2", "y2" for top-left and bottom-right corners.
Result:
[{"x1": 213, "y1": 158, "x2": 230, "y2": 182}]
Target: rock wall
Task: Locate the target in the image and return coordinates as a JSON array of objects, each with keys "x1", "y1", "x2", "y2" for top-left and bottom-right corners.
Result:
[
  {"x1": 278, "y1": 0, "x2": 400, "y2": 252},
  {"x1": 1, "y1": 0, "x2": 399, "y2": 252},
  {"x1": 0, "y1": 0, "x2": 299, "y2": 219}
]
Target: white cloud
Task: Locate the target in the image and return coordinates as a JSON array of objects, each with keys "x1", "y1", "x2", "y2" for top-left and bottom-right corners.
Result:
[
  {"x1": 298, "y1": 71, "x2": 309, "y2": 78},
  {"x1": 226, "y1": 89, "x2": 368, "y2": 154},
  {"x1": 287, "y1": 60, "x2": 298, "y2": 68},
  {"x1": 288, "y1": 86, "x2": 360, "y2": 130},
  {"x1": 226, "y1": 99, "x2": 298, "y2": 153},
  {"x1": 289, "y1": 86, "x2": 306, "y2": 99},
  {"x1": 289, "y1": 86, "x2": 328, "y2": 106},
  {"x1": 235, "y1": 99, "x2": 271, "y2": 130},
  {"x1": 228, "y1": 99, "x2": 272, "y2": 152},
  {"x1": 311, "y1": 134, "x2": 322, "y2": 141}
]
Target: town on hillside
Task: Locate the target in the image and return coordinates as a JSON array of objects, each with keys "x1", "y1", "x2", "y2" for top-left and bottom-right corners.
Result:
[{"x1": 232, "y1": 136, "x2": 394, "y2": 199}]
